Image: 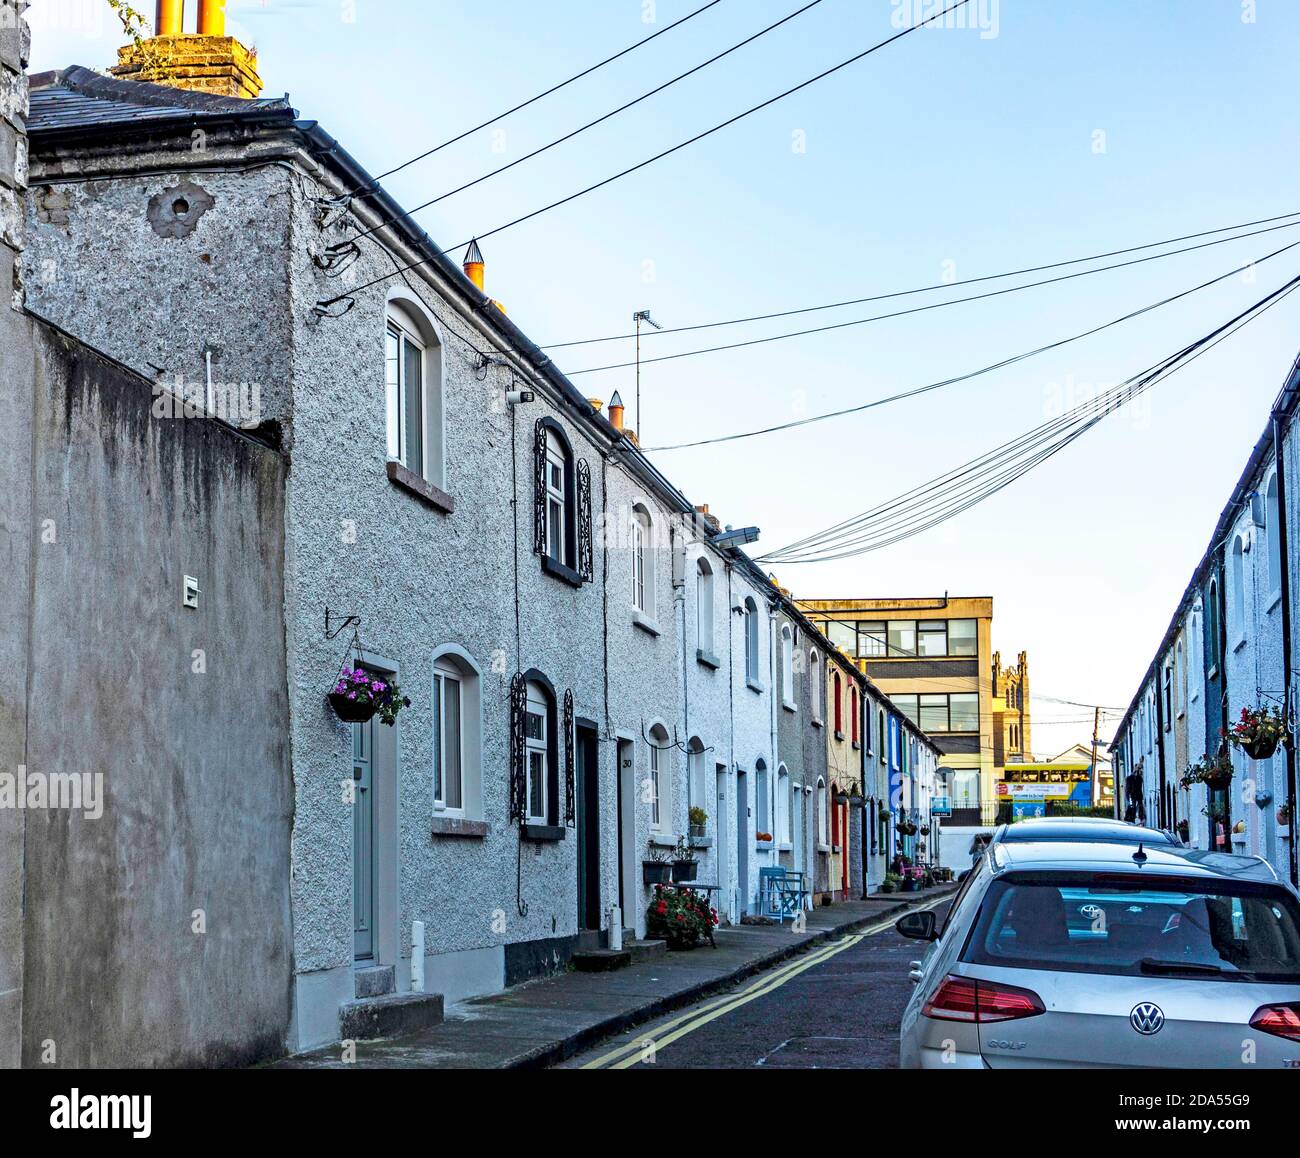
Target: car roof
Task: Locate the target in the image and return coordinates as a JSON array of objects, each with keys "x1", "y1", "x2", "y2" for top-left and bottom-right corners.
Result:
[
  {"x1": 1012, "y1": 815, "x2": 1123, "y2": 825},
  {"x1": 997, "y1": 820, "x2": 1176, "y2": 844},
  {"x1": 990, "y1": 841, "x2": 1281, "y2": 884}
]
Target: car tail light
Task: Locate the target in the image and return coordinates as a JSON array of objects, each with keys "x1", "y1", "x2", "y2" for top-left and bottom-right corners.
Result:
[
  {"x1": 1250, "y1": 1003, "x2": 1300, "y2": 1041},
  {"x1": 923, "y1": 975, "x2": 1045, "y2": 1023}
]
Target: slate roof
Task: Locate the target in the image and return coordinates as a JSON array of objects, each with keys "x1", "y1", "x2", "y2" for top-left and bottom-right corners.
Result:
[{"x1": 27, "y1": 65, "x2": 293, "y2": 136}]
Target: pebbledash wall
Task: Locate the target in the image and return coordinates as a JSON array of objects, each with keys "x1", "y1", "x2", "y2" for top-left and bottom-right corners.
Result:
[{"x1": 19, "y1": 70, "x2": 919, "y2": 1058}]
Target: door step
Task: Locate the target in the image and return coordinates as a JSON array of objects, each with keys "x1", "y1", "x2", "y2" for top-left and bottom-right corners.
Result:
[
  {"x1": 339, "y1": 992, "x2": 444, "y2": 1041},
  {"x1": 354, "y1": 965, "x2": 395, "y2": 1000},
  {"x1": 576, "y1": 929, "x2": 605, "y2": 953},
  {"x1": 571, "y1": 949, "x2": 632, "y2": 972},
  {"x1": 625, "y1": 938, "x2": 667, "y2": 963}
]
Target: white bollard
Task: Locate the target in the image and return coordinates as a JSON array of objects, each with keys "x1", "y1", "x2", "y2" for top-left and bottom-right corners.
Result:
[
  {"x1": 609, "y1": 907, "x2": 623, "y2": 951},
  {"x1": 411, "y1": 920, "x2": 425, "y2": 992}
]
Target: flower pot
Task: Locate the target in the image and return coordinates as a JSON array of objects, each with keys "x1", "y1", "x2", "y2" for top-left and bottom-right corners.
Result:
[
  {"x1": 1204, "y1": 769, "x2": 1233, "y2": 788},
  {"x1": 642, "y1": 861, "x2": 672, "y2": 886},
  {"x1": 671, "y1": 859, "x2": 698, "y2": 883},
  {"x1": 902, "y1": 878, "x2": 921, "y2": 893},
  {"x1": 328, "y1": 691, "x2": 377, "y2": 724},
  {"x1": 689, "y1": 823, "x2": 707, "y2": 839},
  {"x1": 1244, "y1": 735, "x2": 1280, "y2": 761}
]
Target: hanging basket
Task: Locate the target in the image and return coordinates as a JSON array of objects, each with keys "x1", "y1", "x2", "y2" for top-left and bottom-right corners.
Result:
[
  {"x1": 1245, "y1": 735, "x2": 1281, "y2": 761},
  {"x1": 328, "y1": 691, "x2": 378, "y2": 724}
]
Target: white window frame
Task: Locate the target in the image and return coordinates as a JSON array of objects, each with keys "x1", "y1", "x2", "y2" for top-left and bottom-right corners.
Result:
[
  {"x1": 632, "y1": 506, "x2": 653, "y2": 615},
  {"x1": 525, "y1": 683, "x2": 549, "y2": 825},
  {"x1": 433, "y1": 661, "x2": 465, "y2": 815},
  {"x1": 1267, "y1": 474, "x2": 1283, "y2": 603},
  {"x1": 648, "y1": 725, "x2": 670, "y2": 832},
  {"x1": 756, "y1": 760, "x2": 770, "y2": 837},
  {"x1": 776, "y1": 764, "x2": 790, "y2": 845},
  {"x1": 544, "y1": 441, "x2": 568, "y2": 563},
  {"x1": 817, "y1": 778, "x2": 828, "y2": 847},
  {"x1": 809, "y1": 651, "x2": 823, "y2": 723},
  {"x1": 744, "y1": 597, "x2": 761, "y2": 684},
  {"x1": 384, "y1": 298, "x2": 444, "y2": 487},
  {"x1": 696, "y1": 558, "x2": 714, "y2": 654},
  {"x1": 781, "y1": 624, "x2": 795, "y2": 707},
  {"x1": 1231, "y1": 535, "x2": 1248, "y2": 648}
]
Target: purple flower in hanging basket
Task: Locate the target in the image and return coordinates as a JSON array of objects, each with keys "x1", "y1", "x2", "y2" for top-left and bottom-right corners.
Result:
[{"x1": 328, "y1": 659, "x2": 411, "y2": 727}]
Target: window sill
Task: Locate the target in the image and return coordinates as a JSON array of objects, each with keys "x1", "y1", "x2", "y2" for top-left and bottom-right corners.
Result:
[
  {"x1": 521, "y1": 823, "x2": 566, "y2": 842},
  {"x1": 816, "y1": 842, "x2": 831, "y2": 854},
  {"x1": 834, "y1": 730, "x2": 845, "y2": 742},
  {"x1": 811, "y1": 718, "x2": 824, "y2": 729},
  {"x1": 1233, "y1": 637, "x2": 1248, "y2": 655},
  {"x1": 541, "y1": 554, "x2": 584, "y2": 588},
  {"x1": 386, "y1": 459, "x2": 454, "y2": 514},
  {"x1": 755, "y1": 839, "x2": 774, "y2": 851},
  {"x1": 746, "y1": 678, "x2": 765, "y2": 695},
  {"x1": 431, "y1": 816, "x2": 488, "y2": 839},
  {"x1": 852, "y1": 741, "x2": 861, "y2": 751},
  {"x1": 632, "y1": 608, "x2": 661, "y2": 637},
  {"x1": 648, "y1": 834, "x2": 676, "y2": 849},
  {"x1": 1268, "y1": 591, "x2": 1283, "y2": 614},
  {"x1": 782, "y1": 699, "x2": 798, "y2": 714},
  {"x1": 777, "y1": 841, "x2": 792, "y2": 852},
  {"x1": 688, "y1": 835, "x2": 714, "y2": 849},
  {"x1": 696, "y1": 648, "x2": 720, "y2": 670},
  {"x1": 1208, "y1": 665, "x2": 1220, "y2": 682}
]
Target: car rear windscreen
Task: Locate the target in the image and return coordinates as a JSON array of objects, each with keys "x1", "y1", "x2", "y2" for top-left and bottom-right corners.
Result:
[
  {"x1": 962, "y1": 875, "x2": 1300, "y2": 981},
  {"x1": 999, "y1": 826, "x2": 1176, "y2": 845}
]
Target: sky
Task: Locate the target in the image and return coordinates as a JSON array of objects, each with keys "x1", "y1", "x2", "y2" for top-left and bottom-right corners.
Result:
[{"x1": 28, "y1": 0, "x2": 1300, "y2": 759}]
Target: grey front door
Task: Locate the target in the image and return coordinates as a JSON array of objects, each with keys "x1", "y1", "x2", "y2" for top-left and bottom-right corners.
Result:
[{"x1": 353, "y1": 718, "x2": 374, "y2": 960}]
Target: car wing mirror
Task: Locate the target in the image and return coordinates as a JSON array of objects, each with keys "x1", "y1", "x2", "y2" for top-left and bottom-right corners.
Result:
[{"x1": 895, "y1": 910, "x2": 938, "y2": 942}]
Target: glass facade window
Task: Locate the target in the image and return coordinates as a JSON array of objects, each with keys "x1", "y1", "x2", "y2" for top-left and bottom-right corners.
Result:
[
  {"x1": 948, "y1": 619, "x2": 978, "y2": 656},
  {"x1": 887, "y1": 621, "x2": 917, "y2": 658},
  {"x1": 919, "y1": 693, "x2": 949, "y2": 732},
  {"x1": 827, "y1": 621, "x2": 856, "y2": 654},
  {"x1": 858, "y1": 622, "x2": 887, "y2": 657},
  {"x1": 892, "y1": 694, "x2": 919, "y2": 728},
  {"x1": 917, "y1": 621, "x2": 948, "y2": 657},
  {"x1": 949, "y1": 693, "x2": 980, "y2": 733}
]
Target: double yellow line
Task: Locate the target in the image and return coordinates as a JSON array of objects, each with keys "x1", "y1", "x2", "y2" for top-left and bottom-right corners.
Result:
[{"x1": 580, "y1": 897, "x2": 948, "y2": 1070}]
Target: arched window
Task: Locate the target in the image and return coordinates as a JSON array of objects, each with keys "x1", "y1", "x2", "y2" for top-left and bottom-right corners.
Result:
[
  {"x1": 744, "y1": 596, "x2": 761, "y2": 683},
  {"x1": 525, "y1": 680, "x2": 554, "y2": 824},
  {"x1": 385, "y1": 297, "x2": 444, "y2": 487},
  {"x1": 648, "y1": 723, "x2": 670, "y2": 832},
  {"x1": 533, "y1": 419, "x2": 590, "y2": 584},
  {"x1": 1267, "y1": 475, "x2": 1282, "y2": 597},
  {"x1": 878, "y1": 708, "x2": 887, "y2": 764},
  {"x1": 1207, "y1": 579, "x2": 1221, "y2": 671},
  {"x1": 833, "y1": 671, "x2": 844, "y2": 734},
  {"x1": 756, "y1": 759, "x2": 770, "y2": 837},
  {"x1": 1175, "y1": 640, "x2": 1185, "y2": 715},
  {"x1": 432, "y1": 647, "x2": 483, "y2": 819},
  {"x1": 816, "y1": 778, "x2": 828, "y2": 846},
  {"x1": 632, "y1": 505, "x2": 654, "y2": 615},
  {"x1": 810, "y1": 651, "x2": 823, "y2": 722},
  {"x1": 696, "y1": 557, "x2": 715, "y2": 656},
  {"x1": 850, "y1": 686, "x2": 859, "y2": 745},
  {"x1": 781, "y1": 624, "x2": 794, "y2": 705},
  {"x1": 1231, "y1": 536, "x2": 1247, "y2": 642}
]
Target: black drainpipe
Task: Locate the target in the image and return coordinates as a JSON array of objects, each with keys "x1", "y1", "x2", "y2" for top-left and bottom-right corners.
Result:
[
  {"x1": 1154, "y1": 663, "x2": 1168, "y2": 830},
  {"x1": 1274, "y1": 406, "x2": 1299, "y2": 885}
]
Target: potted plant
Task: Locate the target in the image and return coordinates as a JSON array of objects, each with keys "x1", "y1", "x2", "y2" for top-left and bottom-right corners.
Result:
[
  {"x1": 896, "y1": 821, "x2": 917, "y2": 837},
  {"x1": 1175, "y1": 818, "x2": 1190, "y2": 843},
  {"x1": 329, "y1": 665, "x2": 411, "y2": 726},
  {"x1": 671, "y1": 836, "x2": 699, "y2": 883},
  {"x1": 1228, "y1": 705, "x2": 1288, "y2": 761},
  {"x1": 688, "y1": 806, "x2": 708, "y2": 839},
  {"x1": 881, "y1": 874, "x2": 901, "y2": 894},
  {"x1": 1202, "y1": 751, "x2": 1235, "y2": 788},
  {"x1": 919, "y1": 825, "x2": 931, "y2": 836},
  {"x1": 834, "y1": 789, "x2": 850, "y2": 806},
  {"x1": 646, "y1": 884, "x2": 717, "y2": 950},
  {"x1": 1278, "y1": 802, "x2": 1292, "y2": 836},
  {"x1": 642, "y1": 843, "x2": 673, "y2": 886},
  {"x1": 755, "y1": 831, "x2": 774, "y2": 847}
]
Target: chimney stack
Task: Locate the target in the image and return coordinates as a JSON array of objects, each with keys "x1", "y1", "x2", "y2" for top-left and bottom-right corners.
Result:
[
  {"x1": 113, "y1": 0, "x2": 262, "y2": 99},
  {"x1": 607, "y1": 391, "x2": 625, "y2": 432},
  {"x1": 463, "y1": 238, "x2": 484, "y2": 292}
]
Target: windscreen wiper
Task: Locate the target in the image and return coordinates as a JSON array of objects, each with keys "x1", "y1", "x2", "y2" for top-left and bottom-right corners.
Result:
[{"x1": 1139, "y1": 958, "x2": 1236, "y2": 978}]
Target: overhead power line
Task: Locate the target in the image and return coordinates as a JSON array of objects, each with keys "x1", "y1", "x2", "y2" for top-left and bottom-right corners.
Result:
[
  {"x1": 350, "y1": 0, "x2": 826, "y2": 245},
  {"x1": 352, "y1": 0, "x2": 725, "y2": 195},
  {"x1": 567, "y1": 218, "x2": 1300, "y2": 376},
  {"x1": 758, "y1": 265, "x2": 1300, "y2": 564},
  {"x1": 544, "y1": 210, "x2": 1300, "y2": 349},
  {"x1": 646, "y1": 237, "x2": 1300, "y2": 452},
  {"x1": 317, "y1": 0, "x2": 975, "y2": 310}
]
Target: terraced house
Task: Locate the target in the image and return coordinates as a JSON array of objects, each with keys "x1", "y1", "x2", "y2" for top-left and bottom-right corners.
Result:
[
  {"x1": 0, "y1": 10, "x2": 940, "y2": 1068},
  {"x1": 1112, "y1": 353, "x2": 1300, "y2": 888}
]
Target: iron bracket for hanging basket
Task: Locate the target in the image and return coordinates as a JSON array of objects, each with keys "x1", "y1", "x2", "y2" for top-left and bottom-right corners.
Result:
[{"x1": 325, "y1": 607, "x2": 361, "y2": 641}]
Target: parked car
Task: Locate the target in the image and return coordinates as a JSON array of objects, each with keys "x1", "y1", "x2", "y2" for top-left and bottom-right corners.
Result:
[
  {"x1": 898, "y1": 841, "x2": 1300, "y2": 1068},
  {"x1": 992, "y1": 817, "x2": 1183, "y2": 849}
]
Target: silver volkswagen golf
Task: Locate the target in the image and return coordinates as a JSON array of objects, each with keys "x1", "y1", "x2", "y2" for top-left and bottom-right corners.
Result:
[{"x1": 898, "y1": 841, "x2": 1300, "y2": 1068}]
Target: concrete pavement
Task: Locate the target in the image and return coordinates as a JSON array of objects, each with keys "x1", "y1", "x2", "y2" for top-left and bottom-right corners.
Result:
[{"x1": 272, "y1": 885, "x2": 957, "y2": 1069}]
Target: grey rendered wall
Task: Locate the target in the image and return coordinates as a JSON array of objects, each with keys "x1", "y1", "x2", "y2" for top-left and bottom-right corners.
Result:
[
  {"x1": 0, "y1": 0, "x2": 29, "y2": 1070},
  {"x1": 22, "y1": 324, "x2": 292, "y2": 1067}
]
